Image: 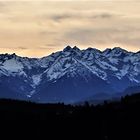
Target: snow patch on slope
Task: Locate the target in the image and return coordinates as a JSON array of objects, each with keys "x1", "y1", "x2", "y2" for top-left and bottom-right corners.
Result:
[
  {"x1": 1, "y1": 58, "x2": 23, "y2": 72},
  {"x1": 32, "y1": 74, "x2": 42, "y2": 87}
]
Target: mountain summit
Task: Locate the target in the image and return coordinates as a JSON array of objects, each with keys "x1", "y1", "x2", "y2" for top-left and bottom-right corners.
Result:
[{"x1": 0, "y1": 46, "x2": 140, "y2": 103}]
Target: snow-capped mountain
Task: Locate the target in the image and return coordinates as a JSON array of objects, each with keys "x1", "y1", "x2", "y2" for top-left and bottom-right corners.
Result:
[{"x1": 0, "y1": 46, "x2": 140, "y2": 103}]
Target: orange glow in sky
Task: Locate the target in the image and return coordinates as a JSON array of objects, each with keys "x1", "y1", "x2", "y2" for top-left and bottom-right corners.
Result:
[{"x1": 0, "y1": 0, "x2": 140, "y2": 57}]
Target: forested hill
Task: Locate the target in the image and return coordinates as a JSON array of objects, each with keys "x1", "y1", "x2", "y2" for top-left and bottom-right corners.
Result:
[{"x1": 0, "y1": 93, "x2": 140, "y2": 139}]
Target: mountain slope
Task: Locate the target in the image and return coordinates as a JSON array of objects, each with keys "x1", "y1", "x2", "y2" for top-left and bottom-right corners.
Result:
[{"x1": 0, "y1": 46, "x2": 140, "y2": 103}]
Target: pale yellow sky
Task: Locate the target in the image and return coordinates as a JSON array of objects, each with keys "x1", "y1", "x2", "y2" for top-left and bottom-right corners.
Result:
[{"x1": 0, "y1": 0, "x2": 140, "y2": 57}]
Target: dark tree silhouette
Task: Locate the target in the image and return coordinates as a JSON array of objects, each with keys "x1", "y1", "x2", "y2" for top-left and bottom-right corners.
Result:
[{"x1": 0, "y1": 93, "x2": 140, "y2": 139}]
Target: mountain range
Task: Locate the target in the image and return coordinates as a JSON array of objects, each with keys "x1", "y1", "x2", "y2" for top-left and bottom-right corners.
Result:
[{"x1": 0, "y1": 46, "x2": 140, "y2": 104}]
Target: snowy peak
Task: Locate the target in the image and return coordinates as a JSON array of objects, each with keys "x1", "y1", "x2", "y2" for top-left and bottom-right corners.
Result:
[
  {"x1": 85, "y1": 47, "x2": 101, "y2": 53},
  {"x1": 39, "y1": 46, "x2": 140, "y2": 82},
  {"x1": 63, "y1": 46, "x2": 82, "y2": 57},
  {"x1": 63, "y1": 45, "x2": 80, "y2": 52},
  {"x1": 0, "y1": 53, "x2": 24, "y2": 74},
  {"x1": 103, "y1": 47, "x2": 128, "y2": 56},
  {"x1": 63, "y1": 45, "x2": 72, "y2": 52},
  {"x1": 73, "y1": 46, "x2": 81, "y2": 52},
  {"x1": 1, "y1": 58, "x2": 23, "y2": 73},
  {"x1": 0, "y1": 53, "x2": 17, "y2": 61},
  {"x1": 0, "y1": 46, "x2": 140, "y2": 101}
]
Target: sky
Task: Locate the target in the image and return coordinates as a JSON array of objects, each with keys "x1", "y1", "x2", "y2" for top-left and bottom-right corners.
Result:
[{"x1": 0, "y1": 0, "x2": 140, "y2": 57}]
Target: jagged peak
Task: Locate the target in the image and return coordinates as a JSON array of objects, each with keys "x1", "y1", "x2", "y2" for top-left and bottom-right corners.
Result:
[
  {"x1": 11, "y1": 53, "x2": 17, "y2": 58},
  {"x1": 0, "y1": 53, "x2": 18, "y2": 60},
  {"x1": 63, "y1": 45, "x2": 81, "y2": 52},
  {"x1": 0, "y1": 53, "x2": 16, "y2": 56},
  {"x1": 85, "y1": 47, "x2": 101, "y2": 53},
  {"x1": 73, "y1": 46, "x2": 80, "y2": 51},
  {"x1": 112, "y1": 47, "x2": 127, "y2": 52},
  {"x1": 0, "y1": 46, "x2": 137, "y2": 60},
  {"x1": 63, "y1": 45, "x2": 72, "y2": 52},
  {"x1": 103, "y1": 48, "x2": 112, "y2": 54},
  {"x1": 103, "y1": 47, "x2": 128, "y2": 55}
]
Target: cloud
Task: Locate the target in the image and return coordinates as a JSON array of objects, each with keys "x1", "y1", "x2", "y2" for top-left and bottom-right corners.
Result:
[
  {"x1": 48, "y1": 12, "x2": 118, "y2": 23},
  {"x1": 0, "y1": 0, "x2": 136, "y2": 2},
  {"x1": 92, "y1": 13, "x2": 114, "y2": 19},
  {"x1": 18, "y1": 46, "x2": 28, "y2": 50},
  {"x1": 0, "y1": 0, "x2": 140, "y2": 57},
  {"x1": 63, "y1": 25, "x2": 140, "y2": 48}
]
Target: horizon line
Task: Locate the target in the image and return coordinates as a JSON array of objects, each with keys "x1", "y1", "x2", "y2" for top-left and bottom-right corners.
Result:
[{"x1": 0, "y1": 46, "x2": 139, "y2": 59}]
